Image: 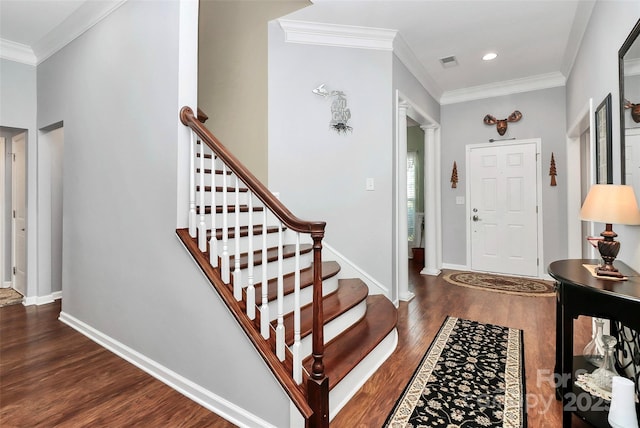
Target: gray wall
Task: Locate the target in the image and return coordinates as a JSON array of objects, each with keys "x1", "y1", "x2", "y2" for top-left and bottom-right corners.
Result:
[
  {"x1": 36, "y1": 1, "x2": 290, "y2": 426},
  {"x1": 268, "y1": 21, "x2": 396, "y2": 288},
  {"x1": 0, "y1": 59, "x2": 37, "y2": 289},
  {"x1": 566, "y1": 1, "x2": 640, "y2": 270},
  {"x1": 441, "y1": 86, "x2": 567, "y2": 268}
]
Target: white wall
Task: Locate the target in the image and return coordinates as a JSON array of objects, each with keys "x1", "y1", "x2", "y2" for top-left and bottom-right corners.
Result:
[
  {"x1": 268, "y1": 21, "x2": 395, "y2": 289},
  {"x1": 441, "y1": 86, "x2": 567, "y2": 269},
  {"x1": 566, "y1": 2, "x2": 640, "y2": 270},
  {"x1": 35, "y1": 1, "x2": 291, "y2": 426}
]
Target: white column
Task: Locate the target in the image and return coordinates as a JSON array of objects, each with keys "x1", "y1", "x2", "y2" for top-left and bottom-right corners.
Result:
[
  {"x1": 421, "y1": 125, "x2": 441, "y2": 276},
  {"x1": 398, "y1": 103, "x2": 414, "y2": 302}
]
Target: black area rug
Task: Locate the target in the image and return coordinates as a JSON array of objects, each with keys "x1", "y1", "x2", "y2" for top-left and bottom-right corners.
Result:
[{"x1": 384, "y1": 316, "x2": 526, "y2": 427}]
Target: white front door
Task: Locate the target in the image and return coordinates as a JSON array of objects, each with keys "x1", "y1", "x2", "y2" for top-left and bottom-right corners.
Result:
[
  {"x1": 12, "y1": 133, "x2": 26, "y2": 296},
  {"x1": 468, "y1": 141, "x2": 539, "y2": 277}
]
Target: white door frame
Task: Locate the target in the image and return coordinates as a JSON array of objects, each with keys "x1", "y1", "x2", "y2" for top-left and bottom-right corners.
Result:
[
  {"x1": 394, "y1": 90, "x2": 442, "y2": 304},
  {"x1": 465, "y1": 138, "x2": 545, "y2": 278},
  {"x1": 566, "y1": 98, "x2": 595, "y2": 258},
  {"x1": 11, "y1": 132, "x2": 27, "y2": 295}
]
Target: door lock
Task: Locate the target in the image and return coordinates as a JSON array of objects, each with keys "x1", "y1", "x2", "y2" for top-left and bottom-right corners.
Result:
[{"x1": 472, "y1": 215, "x2": 480, "y2": 222}]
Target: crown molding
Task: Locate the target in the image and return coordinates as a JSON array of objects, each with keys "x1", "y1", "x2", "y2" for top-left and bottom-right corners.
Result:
[
  {"x1": 440, "y1": 72, "x2": 567, "y2": 105},
  {"x1": 392, "y1": 33, "x2": 443, "y2": 103},
  {"x1": 33, "y1": 0, "x2": 127, "y2": 64},
  {"x1": 0, "y1": 39, "x2": 37, "y2": 66},
  {"x1": 278, "y1": 19, "x2": 396, "y2": 51}
]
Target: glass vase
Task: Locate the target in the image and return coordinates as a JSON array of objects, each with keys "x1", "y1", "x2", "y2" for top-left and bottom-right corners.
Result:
[
  {"x1": 591, "y1": 335, "x2": 619, "y2": 392},
  {"x1": 583, "y1": 318, "x2": 606, "y2": 367}
]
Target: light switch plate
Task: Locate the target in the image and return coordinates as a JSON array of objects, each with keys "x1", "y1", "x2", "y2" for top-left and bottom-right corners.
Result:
[
  {"x1": 366, "y1": 178, "x2": 375, "y2": 191},
  {"x1": 456, "y1": 196, "x2": 465, "y2": 205}
]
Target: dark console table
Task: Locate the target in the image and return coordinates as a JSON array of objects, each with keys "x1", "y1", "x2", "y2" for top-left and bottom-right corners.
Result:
[{"x1": 549, "y1": 259, "x2": 640, "y2": 427}]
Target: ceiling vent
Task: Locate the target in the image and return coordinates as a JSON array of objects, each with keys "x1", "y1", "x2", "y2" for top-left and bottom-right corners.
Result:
[{"x1": 439, "y1": 55, "x2": 458, "y2": 68}]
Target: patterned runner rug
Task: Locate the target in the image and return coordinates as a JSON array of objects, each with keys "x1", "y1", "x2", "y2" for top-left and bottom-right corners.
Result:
[
  {"x1": 384, "y1": 316, "x2": 526, "y2": 428},
  {"x1": 443, "y1": 271, "x2": 555, "y2": 297}
]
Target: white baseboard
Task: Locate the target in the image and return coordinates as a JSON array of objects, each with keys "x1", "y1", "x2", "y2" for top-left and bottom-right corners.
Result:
[
  {"x1": 2, "y1": 281, "x2": 12, "y2": 288},
  {"x1": 441, "y1": 263, "x2": 468, "y2": 271},
  {"x1": 58, "y1": 311, "x2": 278, "y2": 428},
  {"x1": 23, "y1": 291, "x2": 62, "y2": 306}
]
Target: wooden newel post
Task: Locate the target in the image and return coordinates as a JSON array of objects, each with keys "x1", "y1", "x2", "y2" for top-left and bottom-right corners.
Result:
[{"x1": 307, "y1": 224, "x2": 329, "y2": 428}]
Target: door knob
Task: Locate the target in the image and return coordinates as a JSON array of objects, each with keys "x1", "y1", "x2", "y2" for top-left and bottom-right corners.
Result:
[{"x1": 472, "y1": 215, "x2": 480, "y2": 222}]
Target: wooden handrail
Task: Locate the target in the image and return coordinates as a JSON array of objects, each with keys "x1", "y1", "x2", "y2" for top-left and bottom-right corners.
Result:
[
  {"x1": 180, "y1": 106, "x2": 326, "y2": 236},
  {"x1": 180, "y1": 106, "x2": 328, "y2": 427}
]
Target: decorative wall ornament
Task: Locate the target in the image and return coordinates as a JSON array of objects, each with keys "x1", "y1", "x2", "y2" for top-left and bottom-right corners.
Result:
[
  {"x1": 483, "y1": 110, "x2": 522, "y2": 135},
  {"x1": 450, "y1": 161, "x2": 458, "y2": 188},
  {"x1": 624, "y1": 99, "x2": 640, "y2": 123},
  {"x1": 549, "y1": 152, "x2": 557, "y2": 186},
  {"x1": 313, "y1": 84, "x2": 352, "y2": 134}
]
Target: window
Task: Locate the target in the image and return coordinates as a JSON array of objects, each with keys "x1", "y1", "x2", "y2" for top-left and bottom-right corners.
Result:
[{"x1": 407, "y1": 151, "x2": 417, "y2": 242}]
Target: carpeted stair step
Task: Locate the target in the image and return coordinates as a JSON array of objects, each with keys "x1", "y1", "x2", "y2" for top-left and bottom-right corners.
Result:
[
  {"x1": 303, "y1": 295, "x2": 397, "y2": 390},
  {"x1": 278, "y1": 278, "x2": 369, "y2": 346}
]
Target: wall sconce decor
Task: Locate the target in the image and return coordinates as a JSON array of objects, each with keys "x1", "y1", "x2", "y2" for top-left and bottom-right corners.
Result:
[
  {"x1": 549, "y1": 152, "x2": 557, "y2": 186},
  {"x1": 483, "y1": 110, "x2": 522, "y2": 135},
  {"x1": 624, "y1": 99, "x2": 640, "y2": 123},
  {"x1": 580, "y1": 184, "x2": 640, "y2": 278},
  {"x1": 450, "y1": 161, "x2": 458, "y2": 188},
  {"x1": 313, "y1": 83, "x2": 352, "y2": 134}
]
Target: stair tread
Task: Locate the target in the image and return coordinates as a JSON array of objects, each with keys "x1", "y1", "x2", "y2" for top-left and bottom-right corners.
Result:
[
  {"x1": 207, "y1": 224, "x2": 282, "y2": 240},
  {"x1": 253, "y1": 261, "x2": 341, "y2": 305},
  {"x1": 302, "y1": 295, "x2": 397, "y2": 390},
  {"x1": 230, "y1": 243, "x2": 313, "y2": 270},
  {"x1": 277, "y1": 278, "x2": 369, "y2": 345},
  {"x1": 195, "y1": 205, "x2": 264, "y2": 214}
]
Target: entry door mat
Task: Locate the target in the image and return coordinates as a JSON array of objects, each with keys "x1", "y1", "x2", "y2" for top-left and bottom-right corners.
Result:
[
  {"x1": 384, "y1": 316, "x2": 526, "y2": 427},
  {"x1": 443, "y1": 271, "x2": 555, "y2": 297},
  {"x1": 0, "y1": 288, "x2": 23, "y2": 307}
]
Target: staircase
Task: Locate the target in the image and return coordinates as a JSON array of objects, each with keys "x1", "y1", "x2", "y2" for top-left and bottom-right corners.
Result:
[{"x1": 177, "y1": 107, "x2": 398, "y2": 427}]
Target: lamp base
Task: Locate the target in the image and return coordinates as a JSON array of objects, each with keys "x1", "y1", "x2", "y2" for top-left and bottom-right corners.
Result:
[{"x1": 596, "y1": 224, "x2": 624, "y2": 278}]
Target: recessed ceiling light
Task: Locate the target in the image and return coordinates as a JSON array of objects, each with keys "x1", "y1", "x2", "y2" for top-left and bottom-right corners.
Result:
[{"x1": 483, "y1": 52, "x2": 498, "y2": 61}]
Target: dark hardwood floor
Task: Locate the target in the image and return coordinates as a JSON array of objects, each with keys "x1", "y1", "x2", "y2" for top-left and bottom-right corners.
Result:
[
  {"x1": 332, "y1": 259, "x2": 592, "y2": 427},
  {"x1": 1, "y1": 260, "x2": 591, "y2": 427}
]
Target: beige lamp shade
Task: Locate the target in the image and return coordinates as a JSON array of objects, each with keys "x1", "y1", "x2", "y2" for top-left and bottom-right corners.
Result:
[{"x1": 580, "y1": 185, "x2": 640, "y2": 225}]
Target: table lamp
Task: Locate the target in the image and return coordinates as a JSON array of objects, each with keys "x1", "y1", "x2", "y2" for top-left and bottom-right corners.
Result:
[{"x1": 580, "y1": 184, "x2": 640, "y2": 278}]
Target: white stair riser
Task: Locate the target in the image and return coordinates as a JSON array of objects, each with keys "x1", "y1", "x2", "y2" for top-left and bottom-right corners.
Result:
[
  {"x1": 210, "y1": 229, "x2": 313, "y2": 256},
  {"x1": 198, "y1": 191, "x2": 250, "y2": 207},
  {"x1": 225, "y1": 251, "x2": 313, "y2": 286},
  {"x1": 297, "y1": 299, "x2": 367, "y2": 358},
  {"x1": 263, "y1": 275, "x2": 340, "y2": 322}
]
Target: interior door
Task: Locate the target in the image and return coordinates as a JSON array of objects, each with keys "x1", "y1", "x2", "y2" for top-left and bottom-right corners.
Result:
[
  {"x1": 12, "y1": 132, "x2": 26, "y2": 296},
  {"x1": 468, "y1": 141, "x2": 539, "y2": 277}
]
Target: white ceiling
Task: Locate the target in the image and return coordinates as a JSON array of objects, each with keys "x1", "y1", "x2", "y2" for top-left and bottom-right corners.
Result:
[{"x1": 0, "y1": 0, "x2": 595, "y2": 102}]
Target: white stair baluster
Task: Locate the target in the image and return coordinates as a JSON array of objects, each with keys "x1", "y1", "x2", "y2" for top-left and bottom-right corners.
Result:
[
  {"x1": 221, "y1": 164, "x2": 230, "y2": 283},
  {"x1": 260, "y1": 208, "x2": 270, "y2": 339},
  {"x1": 293, "y1": 232, "x2": 302, "y2": 383},
  {"x1": 209, "y1": 155, "x2": 218, "y2": 267},
  {"x1": 233, "y1": 175, "x2": 242, "y2": 300},
  {"x1": 276, "y1": 222, "x2": 285, "y2": 361},
  {"x1": 246, "y1": 193, "x2": 255, "y2": 319},
  {"x1": 188, "y1": 131, "x2": 196, "y2": 238},
  {"x1": 197, "y1": 140, "x2": 207, "y2": 252}
]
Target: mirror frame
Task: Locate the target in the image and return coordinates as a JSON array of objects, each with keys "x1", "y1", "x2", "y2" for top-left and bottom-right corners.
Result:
[{"x1": 619, "y1": 18, "x2": 640, "y2": 184}]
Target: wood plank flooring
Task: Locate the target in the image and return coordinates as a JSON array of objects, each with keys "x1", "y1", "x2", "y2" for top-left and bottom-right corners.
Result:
[
  {"x1": 332, "y1": 260, "x2": 592, "y2": 427},
  {"x1": 0, "y1": 302, "x2": 236, "y2": 427},
  {"x1": 1, "y1": 260, "x2": 591, "y2": 427}
]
